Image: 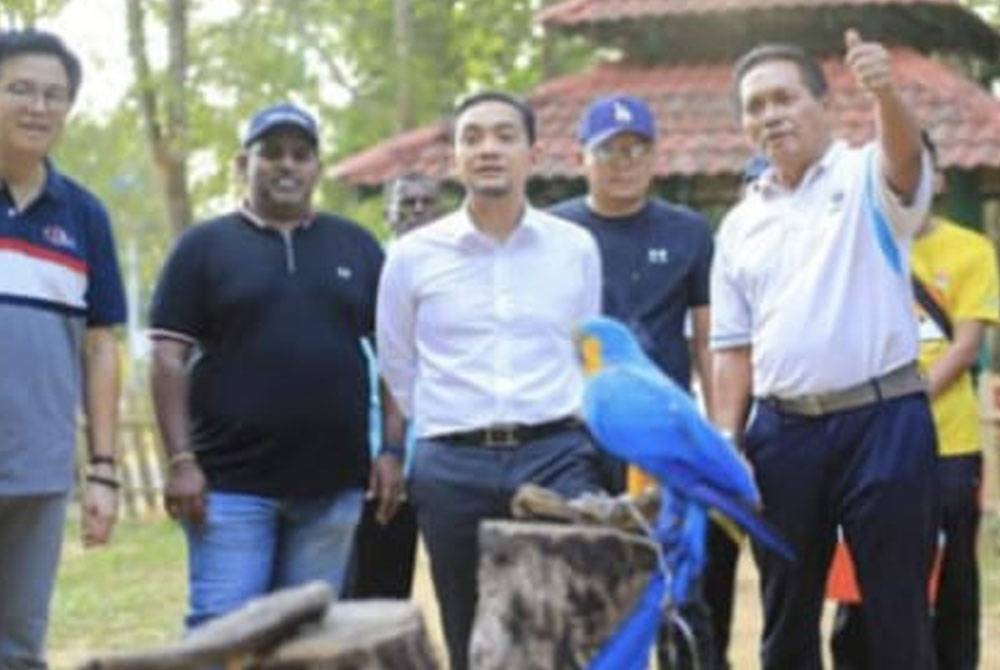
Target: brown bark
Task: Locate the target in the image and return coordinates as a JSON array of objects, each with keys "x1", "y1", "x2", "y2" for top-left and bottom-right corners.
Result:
[
  {"x1": 393, "y1": 0, "x2": 416, "y2": 132},
  {"x1": 260, "y1": 600, "x2": 441, "y2": 669},
  {"x1": 79, "y1": 582, "x2": 332, "y2": 670},
  {"x1": 470, "y1": 520, "x2": 659, "y2": 670},
  {"x1": 125, "y1": 0, "x2": 192, "y2": 237}
]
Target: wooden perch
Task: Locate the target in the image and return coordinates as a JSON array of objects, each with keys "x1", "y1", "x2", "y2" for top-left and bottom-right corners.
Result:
[
  {"x1": 79, "y1": 581, "x2": 332, "y2": 670},
  {"x1": 259, "y1": 600, "x2": 440, "y2": 669}
]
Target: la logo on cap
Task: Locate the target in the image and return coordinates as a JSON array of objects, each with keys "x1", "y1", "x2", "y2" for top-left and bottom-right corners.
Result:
[{"x1": 613, "y1": 101, "x2": 633, "y2": 124}]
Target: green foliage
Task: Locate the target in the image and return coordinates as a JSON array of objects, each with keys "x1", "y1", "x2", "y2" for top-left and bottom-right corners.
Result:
[{"x1": 1, "y1": 0, "x2": 69, "y2": 27}]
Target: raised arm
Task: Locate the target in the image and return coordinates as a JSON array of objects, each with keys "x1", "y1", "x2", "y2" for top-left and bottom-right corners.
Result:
[{"x1": 844, "y1": 28, "x2": 923, "y2": 202}]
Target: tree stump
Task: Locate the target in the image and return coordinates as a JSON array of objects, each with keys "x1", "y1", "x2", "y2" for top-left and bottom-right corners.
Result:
[
  {"x1": 260, "y1": 600, "x2": 440, "y2": 669},
  {"x1": 469, "y1": 520, "x2": 658, "y2": 670}
]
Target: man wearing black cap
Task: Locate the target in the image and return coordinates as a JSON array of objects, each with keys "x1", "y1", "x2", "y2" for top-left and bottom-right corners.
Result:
[
  {"x1": 549, "y1": 94, "x2": 718, "y2": 668},
  {"x1": 149, "y1": 103, "x2": 404, "y2": 627}
]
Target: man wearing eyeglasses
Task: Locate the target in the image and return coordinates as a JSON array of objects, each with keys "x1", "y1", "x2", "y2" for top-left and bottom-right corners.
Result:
[
  {"x1": 148, "y1": 103, "x2": 404, "y2": 628},
  {"x1": 549, "y1": 94, "x2": 718, "y2": 668},
  {"x1": 0, "y1": 30, "x2": 126, "y2": 667}
]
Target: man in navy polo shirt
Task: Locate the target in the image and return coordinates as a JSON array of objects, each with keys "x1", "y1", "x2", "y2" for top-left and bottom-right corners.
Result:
[
  {"x1": 148, "y1": 103, "x2": 404, "y2": 628},
  {"x1": 549, "y1": 94, "x2": 717, "y2": 668},
  {"x1": 0, "y1": 30, "x2": 127, "y2": 667}
]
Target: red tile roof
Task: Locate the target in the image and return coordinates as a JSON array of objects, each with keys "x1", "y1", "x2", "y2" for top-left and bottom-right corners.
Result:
[
  {"x1": 331, "y1": 49, "x2": 1000, "y2": 187},
  {"x1": 538, "y1": 0, "x2": 960, "y2": 26}
]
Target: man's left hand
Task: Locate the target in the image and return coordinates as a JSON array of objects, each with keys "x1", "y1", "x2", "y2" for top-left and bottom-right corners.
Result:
[
  {"x1": 844, "y1": 28, "x2": 893, "y2": 95},
  {"x1": 368, "y1": 453, "x2": 405, "y2": 525},
  {"x1": 82, "y1": 479, "x2": 118, "y2": 547}
]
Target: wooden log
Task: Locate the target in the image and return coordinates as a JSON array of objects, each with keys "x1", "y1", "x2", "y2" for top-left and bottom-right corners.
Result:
[
  {"x1": 469, "y1": 520, "x2": 658, "y2": 670},
  {"x1": 259, "y1": 600, "x2": 440, "y2": 669},
  {"x1": 79, "y1": 582, "x2": 332, "y2": 670}
]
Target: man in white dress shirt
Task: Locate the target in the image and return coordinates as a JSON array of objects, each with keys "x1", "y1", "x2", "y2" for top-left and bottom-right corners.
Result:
[
  {"x1": 711, "y1": 32, "x2": 937, "y2": 669},
  {"x1": 376, "y1": 91, "x2": 604, "y2": 670}
]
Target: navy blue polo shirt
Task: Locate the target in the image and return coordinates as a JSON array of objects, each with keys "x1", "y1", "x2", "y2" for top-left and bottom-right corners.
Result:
[
  {"x1": 149, "y1": 211, "x2": 384, "y2": 498},
  {"x1": 0, "y1": 164, "x2": 127, "y2": 494},
  {"x1": 549, "y1": 197, "x2": 712, "y2": 389}
]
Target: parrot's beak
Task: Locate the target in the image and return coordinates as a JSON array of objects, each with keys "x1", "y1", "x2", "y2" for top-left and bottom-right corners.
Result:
[{"x1": 580, "y1": 336, "x2": 602, "y2": 376}]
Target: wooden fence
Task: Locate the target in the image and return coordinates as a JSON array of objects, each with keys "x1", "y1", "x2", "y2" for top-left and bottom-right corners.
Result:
[{"x1": 76, "y1": 414, "x2": 167, "y2": 519}]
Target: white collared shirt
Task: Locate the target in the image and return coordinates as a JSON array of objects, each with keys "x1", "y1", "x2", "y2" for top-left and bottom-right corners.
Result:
[
  {"x1": 710, "y1": 141, "x2": 932, "y2": 397},
  {"x1": 377, "y1": 204, "x2": 602, "y2": 437}
]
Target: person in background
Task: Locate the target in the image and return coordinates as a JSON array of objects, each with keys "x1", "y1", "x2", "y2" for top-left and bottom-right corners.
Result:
[
  {"x1": 548, "y1": 93, "x2": 718, "y2": 668},
  {"x1": 831, "y1": 138, "x2": 999, "y2": 670},
  {"x1": 148, "y1": 102, "x2": 403, "y2": 628},
  {"x1": 0, "y1": 29, "x2": 126, "y2": 667},
  {"x1": 347, "y1": 172, "x2": 442, "y2": 600}
]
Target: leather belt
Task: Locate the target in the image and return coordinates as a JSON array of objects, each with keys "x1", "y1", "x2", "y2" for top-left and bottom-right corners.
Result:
[
  {"x1": 433, "y1": 416, "x2": 582, "y2": 448},
  {"x1": 760, "y1": 362, "x2": 926, "y2": 417}
]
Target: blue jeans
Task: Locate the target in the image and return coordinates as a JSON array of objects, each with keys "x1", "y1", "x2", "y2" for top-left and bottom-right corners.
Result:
[
  {"x1": 0, "y1": 494, "x2": 68, "y2": 669},
  {"x1": 183, "y1": 488, "x2": 364, "y2": 629}
]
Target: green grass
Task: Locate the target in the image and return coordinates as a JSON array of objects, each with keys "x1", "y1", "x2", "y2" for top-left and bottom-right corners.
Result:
[
  {"x1": 45, "y1": 513, "x2": 1000, "y2": 669},
  {"x1": 47, "y1": 517, "x2": 187, "y2": 669}
]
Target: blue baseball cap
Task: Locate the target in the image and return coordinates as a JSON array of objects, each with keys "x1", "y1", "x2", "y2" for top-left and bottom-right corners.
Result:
[
  {"x1": 578, "y1": 95, "x2": 656, "y2": 149},
  {"x1": 242, "y1": 103, "x2": 319, "y2": 148}
]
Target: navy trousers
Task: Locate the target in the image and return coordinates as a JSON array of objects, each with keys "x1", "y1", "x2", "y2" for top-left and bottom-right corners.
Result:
[
  {"x1": 746, "y1": 393, "x2": 938, "y2": 670},
  {"x1": 409, "y1": 427, "x2": 603, "y2": 670},
  {"x1": 703, "y1": 519, "x2": 740, "y2": 670},
  {"x1": 344, "y1": 499, "x2": 418, "y2": 599},
  {"x1": 832, "y1": 454, "x2": 981, "y2": 670}
]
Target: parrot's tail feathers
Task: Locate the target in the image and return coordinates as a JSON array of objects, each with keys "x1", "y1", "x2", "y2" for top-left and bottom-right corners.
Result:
[
  {"x1": 693, "y1": 485, "x2": 796, "y2": 562},
  {"x1": 588, "y1": 573, "x2": 666, "y2": 670},
  {"x1": 707, "y1": 509, "x2": 745, "y2": 545}
]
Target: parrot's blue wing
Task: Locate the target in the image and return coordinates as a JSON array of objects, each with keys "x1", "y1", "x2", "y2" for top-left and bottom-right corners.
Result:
[
  {"x1": 583, "y1": 366, "x2": 756, "y2": 504},
  {"x1": 689, "y1": 483, "x2": 796, "y2": 562},
  {"x1": 588, "y1": 572, "x2": 666, "y2": 670}
]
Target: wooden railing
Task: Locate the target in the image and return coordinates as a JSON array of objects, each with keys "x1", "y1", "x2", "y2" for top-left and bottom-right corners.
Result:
[{"x1": 76, "y1": 415, "x2": 167, "y2": 519}]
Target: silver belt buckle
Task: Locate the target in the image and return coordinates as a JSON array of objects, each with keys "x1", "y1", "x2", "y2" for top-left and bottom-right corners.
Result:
[
  {"x1": 798, "y1": 394, "x2": 826, "y2": 416},
  {"x1": 483, "y1": 424, "x2": 519, "y2": 448}
]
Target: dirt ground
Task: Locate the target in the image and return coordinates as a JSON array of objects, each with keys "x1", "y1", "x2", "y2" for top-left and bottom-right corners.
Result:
[{"x1": 411, "y1": 532, "x2": 1000, "y2": 669}]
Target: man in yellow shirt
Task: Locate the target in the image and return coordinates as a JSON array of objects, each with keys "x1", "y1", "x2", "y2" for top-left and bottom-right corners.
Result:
[{"x1": 832, "y1": 212, "x2": 999, "y2": 669}]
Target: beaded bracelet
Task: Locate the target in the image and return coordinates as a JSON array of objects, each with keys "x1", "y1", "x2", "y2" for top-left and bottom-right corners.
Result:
[
  {"x1": 86, "y1": 473, "x2": 121, "y2": 490},
  {"x1": 168, "y1": 451, "x2": 197, "y2": 467},
  {"x1": 88, "y1": 454, "x2": 116, "y2": 466}
]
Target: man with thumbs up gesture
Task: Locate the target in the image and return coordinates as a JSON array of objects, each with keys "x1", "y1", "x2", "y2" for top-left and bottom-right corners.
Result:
[{"x1": 709, "y1": 31, "x2": 937, "y2": 669}]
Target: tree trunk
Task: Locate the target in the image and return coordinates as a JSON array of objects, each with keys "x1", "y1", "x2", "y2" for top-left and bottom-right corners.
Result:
[
  {"x1": 125, "y1": 0, "x2": 192, "y2": 237},
  {"x1": 393, "y1": 0, "x2": 416, "y2": 132},
  {"x1": 470, "y1": 520, "x2": 659, "y2": 670}
]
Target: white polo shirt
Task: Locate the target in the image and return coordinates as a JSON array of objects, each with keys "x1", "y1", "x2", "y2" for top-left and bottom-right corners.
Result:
[
  {"x1": 376, "y1": 204, "x2": 602, "y2": 437},
  {"x1": 710, "y1": 141, "x2": 932, "y2": 398}
]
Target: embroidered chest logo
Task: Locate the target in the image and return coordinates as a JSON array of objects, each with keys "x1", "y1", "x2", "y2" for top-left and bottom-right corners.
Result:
[
  {"x1": 828, "y1": 190, "x2": 845, "y2": 214},
  {"x1": 648, "y1": 248, "x2": 669, "y2": 264},
  {"x1": 336, "y1": 265, "x2": 353, "y2": 280},
  {"x1": 42, "y1": 225, "x2": 77, "y2": 251}
]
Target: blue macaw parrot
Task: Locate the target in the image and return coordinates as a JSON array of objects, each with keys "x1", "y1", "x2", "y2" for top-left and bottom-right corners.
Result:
[{"x1": 577, "y1": 316, "x2": 794, "y2": 669}]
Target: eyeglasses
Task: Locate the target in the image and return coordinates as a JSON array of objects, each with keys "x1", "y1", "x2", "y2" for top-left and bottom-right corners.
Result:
[
  {"x1": 590, "y1": 142, "x2": 653, "y2": 163},
  {"x1": 1, "y1": 81, "x2": 72, "y2": 112}
]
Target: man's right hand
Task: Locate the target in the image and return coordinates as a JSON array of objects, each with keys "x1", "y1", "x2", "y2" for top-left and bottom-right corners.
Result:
[{"x1": 164, "y1": 458, "x2": 207, "y2": 525}]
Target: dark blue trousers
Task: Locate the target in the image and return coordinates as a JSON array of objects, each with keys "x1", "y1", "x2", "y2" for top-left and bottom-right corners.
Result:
[
  {"x1": 831, "y1": 454, "x2": 982, "y2": 670},
  {"x1": 409, "y1": 428, "x2": 603, "y2": 670},
  {"x1": 746, "y1": 393, "x2": 938, "y2": 670}
]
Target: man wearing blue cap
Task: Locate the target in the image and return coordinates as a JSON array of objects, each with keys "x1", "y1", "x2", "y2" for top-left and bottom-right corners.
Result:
[
  {"x1": 550, "y1": 94, "x2": 718, "y2": 668},
  {"x1": 149, "y1": 102, "x2": 404, "y2": 627}
]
